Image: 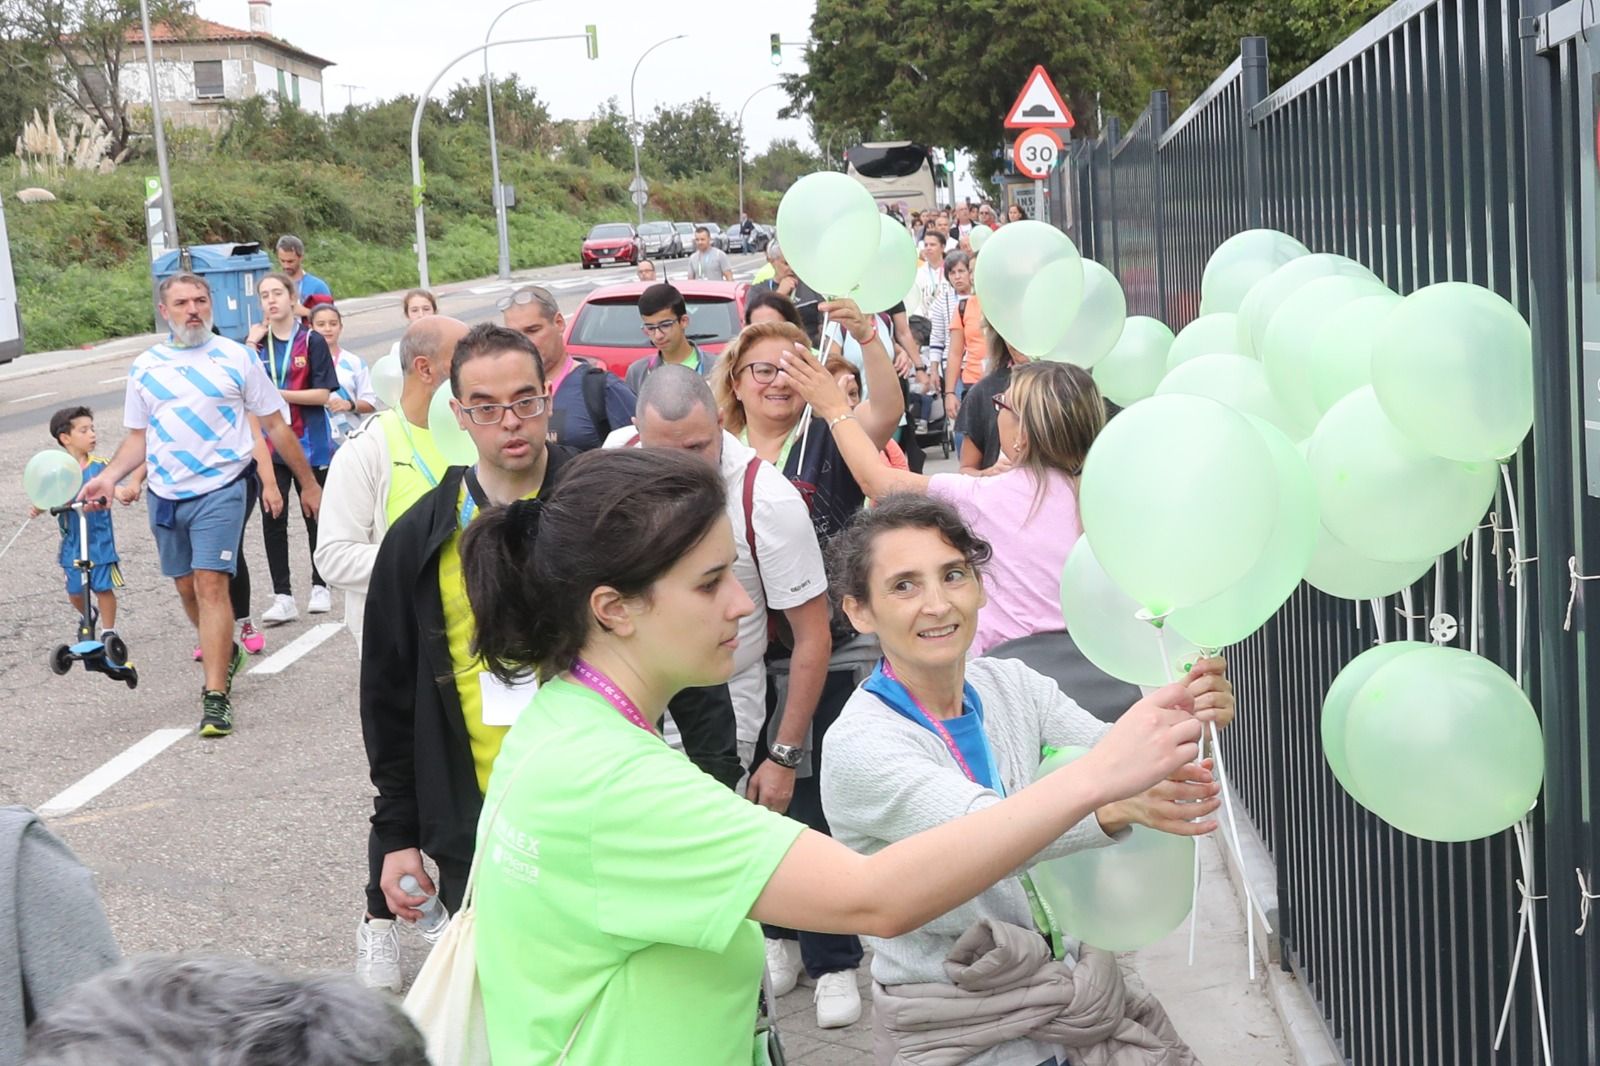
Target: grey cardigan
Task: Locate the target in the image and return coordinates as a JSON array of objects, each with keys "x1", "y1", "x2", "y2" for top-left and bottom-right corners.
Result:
[{"x1": 821, "y1": 656, "x2": 1122, "y2": 1066}]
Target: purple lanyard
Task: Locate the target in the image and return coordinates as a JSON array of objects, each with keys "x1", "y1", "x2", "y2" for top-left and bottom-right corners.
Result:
[
  {"x1": 881, "y1": 660, "x2": 981, "y2": 784},
  {"x1": 571, "y1": 659, "x2": 657, "y2": 735}
]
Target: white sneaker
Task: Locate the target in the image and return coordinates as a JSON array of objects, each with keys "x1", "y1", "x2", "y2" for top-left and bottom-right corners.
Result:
[
  {"x1": 813, "y1": 970, "x2": 861, "y2": 1029},
  {"x1": 262, "y1": 594, "x2": 298, "y2": 625},
  {"x1": 307, "y1": 585, "x2": 332, "y2": 614},
  {"x1": 355, "y1": 917, "x2": 402, "y2": 993},
  {"x1": 765, "y1": 937, "x2": 802, "y2": 998}
]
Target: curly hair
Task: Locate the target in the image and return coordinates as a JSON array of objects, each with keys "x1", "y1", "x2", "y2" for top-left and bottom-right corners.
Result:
[{"x1": 828, "y1": 494, "x2": 994, "y2": 606}]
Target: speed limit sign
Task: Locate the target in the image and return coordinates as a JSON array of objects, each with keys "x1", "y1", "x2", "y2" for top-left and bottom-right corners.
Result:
[{"x1": 1012, "y1": 126, "x2": 1064, "y2": 180}]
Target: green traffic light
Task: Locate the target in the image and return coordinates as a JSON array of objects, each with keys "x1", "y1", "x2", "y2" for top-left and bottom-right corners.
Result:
[
  {"x1": 770, "y1": 32, "x2": 781, "y2": 66},
  {"x1": 585, "y1": 24, "x2": 598, "y2": 60}
]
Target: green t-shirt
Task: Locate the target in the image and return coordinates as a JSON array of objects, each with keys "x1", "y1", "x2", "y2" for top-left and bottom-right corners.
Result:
[{"x1": 476, "y1": 678, "x2": 806, "y2": 1064}]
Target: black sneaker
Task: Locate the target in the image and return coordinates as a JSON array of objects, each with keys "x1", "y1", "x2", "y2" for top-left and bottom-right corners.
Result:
[
  {"x1": 226, "y1": 642, "x2": 246, "y2": 695},
  {"x1": 199, "y1": 690, "x2": 233, "y2": 738}
]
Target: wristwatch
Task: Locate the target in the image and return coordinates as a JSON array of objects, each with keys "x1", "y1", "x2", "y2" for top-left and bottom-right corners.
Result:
[{"x1": 768, "y1": 743, "x2": 804, "y2": 769}]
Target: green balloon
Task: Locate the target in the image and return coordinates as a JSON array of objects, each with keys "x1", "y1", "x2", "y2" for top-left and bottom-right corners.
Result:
[
  {"x1": 1080, "y1": 394, "x2": 1278, "y2": 616},
  {"x1": 1199, "y1": 229, "x2": 1311, "y2": 315},
  {"x1": 1371, "y1": 282, "x2": 1534, "y2": 462},
  {"x1": 1303, "y1": 522, "x2": 1436, "y2": 600},
  {"x1": 1166, "y1": 312, "x2": 1241, "y2": 372},
  {"x1": 370, "y1": 353, "x2": 403, "y2": 410},
  {"x1": 23, "y1": 449, "x2": 82, "y2": 510},
  {"x1": 1303, "y1": 290, "x2": 1401, "y2": 418},
  {"x1": 1307, "y1": 388, "x2": 1497, "y2": 563},
  {"x1": 1321, "y1": 641, "x2": 1430, "y2": 806},
  {"x1": 972, "y1": 221, "x2": 1084, "y2": 355},
  {"x1": 1091, "y1": 316, "x2": 1173, "y2": 407},
  {"x1": 1155, "y1": 353, "x2": 1299, "y2": 440},
  {"x1": 775, "y1": 172, "x2": 881, "y2": 296},
  {"x1": 1042, "y1": 259, "x2": 1124, "y2": 368},
  {"x1": 1030, "y1": 746, "x2": 1195, "y2": 951},
  {"x1": 968, "y1": 225, "x2": 993, "y2": 252},
  {"x1": 428, "y1": 383, "x2": 477, "y2": 466},
  {"x1": 1344, "y1": 646, "x2": 1544, "y2": 842},
  {"x1": 1236, "y1": 253, "x2": 1381, "y2": 360},
  {"x1": 1168, "y1": 417, "x2": 1317, "y2": 648},
  {"x1": 1262, "y1": 275, "x2": 1393, "y2": 438},
  {"x1": 1059, "y1": 536, "x2": 1203, "y2": 685},
  {"x1": 846, "y1": 215, "x2": 919, "y2": 314}
]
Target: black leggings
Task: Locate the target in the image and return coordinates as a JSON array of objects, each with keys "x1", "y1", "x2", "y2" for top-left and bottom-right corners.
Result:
[
  {"x1": 261, "y1": 463, "x2": 328, "y2": 596},
  {"x1": 227, "y1": 477, "x2": 259, "y2": 622}
]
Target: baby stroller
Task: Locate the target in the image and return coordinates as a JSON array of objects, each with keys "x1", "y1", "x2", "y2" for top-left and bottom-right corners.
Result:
[
  {"x1": 907, "y1": 315, "x2": 953, "y2": 460},
  {"x1": 47, "y1": 498, "x2": 137, "y2": 689}
]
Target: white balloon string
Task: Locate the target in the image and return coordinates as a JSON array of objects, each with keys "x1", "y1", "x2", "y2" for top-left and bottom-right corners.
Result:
[
  {"x1": 1433, "y1": 559, "x2": 1447, "y2": 645},
  {"x1": 1565, "y1": 556, "x2": 1597, "y2": 632},
  {"x1": 1206, "y1": 718, "x2": 1273, "y2": 981},
  {"x1": 1151, "y1": 622, "x2": 1204, "y2": 968},
  {"x1": 1471, "y1": 526, "x2": 1483, "y2": 655},
  {"x1": 0, "y1": 514, "x2": 35, "y2": 566},
  {"x1": 1492, "y1": 816, "x2": 1553, "y2": 1066},
  {"x1": 1398, "y1": 587, "x2": 1419, "y2": 641},
  {"x1": 816, "y1": 310, "x2": 834, "y2": 363},
  {"x1": 1500, "y1": 465, "x2": 1526, "y2": 684},
  {"x1": 1370, "y1": 598, "x2": 1387, "y2": 644},
  {"x1": 1575, "y1": 867, "x2": 1600, "y2": 936}
]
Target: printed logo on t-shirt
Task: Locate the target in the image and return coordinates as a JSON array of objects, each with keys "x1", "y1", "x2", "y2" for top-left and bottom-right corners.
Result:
[{"x1": 490, "y1": 821, "x2": 542, "y2": 886}]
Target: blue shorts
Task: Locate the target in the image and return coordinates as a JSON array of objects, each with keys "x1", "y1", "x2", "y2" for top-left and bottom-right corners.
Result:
[
  {"x1": 64, "y1": 562, "x2": 123, "y2": 596},
  {"x1": 148, "y1": 479, "x2": 249, "y2": 579}
]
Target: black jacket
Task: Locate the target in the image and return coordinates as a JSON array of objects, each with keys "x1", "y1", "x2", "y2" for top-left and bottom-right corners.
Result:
[{"x1": 360, "y1": 448, "x2": 741, "y2": 866}]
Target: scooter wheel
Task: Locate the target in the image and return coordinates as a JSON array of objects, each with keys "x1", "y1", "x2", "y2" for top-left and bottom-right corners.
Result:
[
  {"x1": 50, "y1": 645, "x2": 73, "y2": 675},
  {"x1": 125, "y1": 668, "x2": 139, "y2": 691},
  {"x1": 105, "y1": 634, "x2": 129, "y2": 664}
]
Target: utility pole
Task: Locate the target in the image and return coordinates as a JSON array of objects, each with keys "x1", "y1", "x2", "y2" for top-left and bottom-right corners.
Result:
[
  {"x1": 136, "y1": 0, "x2": 179, "y2": 253},
  {"x1": 630, "y1": 35, "x2": 688, "y2": 227},
  {"x1": 737, "y1": 82, "x2": 782, "y2": 226}
]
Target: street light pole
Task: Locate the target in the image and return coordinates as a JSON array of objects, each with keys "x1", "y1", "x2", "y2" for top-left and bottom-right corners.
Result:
[
  {"x1": 484, "y1": 0, "x2": 545, "y2": 281},
  {"x1": 136, "y1": 0, "x2": 179, "y2": 253},
  {"x1": 736, "y1": 81, "x2": 781, "y2": 226},
  {"x1": 413, "y1": 33, "x2": 590, "y2": 288},
  {"x1": 629, "y1": 34, "x2": 687, "y2": 227}
]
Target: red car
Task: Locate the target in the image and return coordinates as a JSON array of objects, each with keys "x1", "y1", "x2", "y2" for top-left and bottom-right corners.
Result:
[
  {"x1": 580, "y1": 222, "x2": 643, "y2": 269},
  {"x1": 564, "y1": 279, "x2": 751, "y2": 377}
]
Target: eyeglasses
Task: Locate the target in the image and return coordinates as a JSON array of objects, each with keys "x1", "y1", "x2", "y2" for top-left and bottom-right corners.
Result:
[
  {"x1": 992, "y1": 393, "x2": 1015, "y2": 416},
  {"x1": 459, "y1": 394, "x2": 549, "y2": 425},
  {"x1": 640, "y1": 319, "x2": 680, "y2": 335},
  {"x1": 495, "y1": 287, "x2": 555, "y2": 312},
  {"x1": 738, "y1": 362, "x2": 781, "y2": 384}
]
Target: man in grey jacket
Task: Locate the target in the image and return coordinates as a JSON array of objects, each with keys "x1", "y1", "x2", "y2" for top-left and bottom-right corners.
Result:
[{"x1": 0, "y1": 807, "x2": 119, "y2": 1064}]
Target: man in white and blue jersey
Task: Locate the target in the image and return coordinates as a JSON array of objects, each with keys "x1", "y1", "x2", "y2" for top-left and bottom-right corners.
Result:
[{"x1": 83, "y1": 274, "x2": 324, "y2": 738}]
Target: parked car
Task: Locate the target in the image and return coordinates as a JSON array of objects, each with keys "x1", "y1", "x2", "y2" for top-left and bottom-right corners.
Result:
[
  {"x1": 746, "y1": 223, "x2": 773, "y2": 253},
  {"x1": 580, "y1": 223, "x2": 642, "y2": 269},
  {"x1": 564, "y1": 279, "x2": 750, "y2": 377},
  {"x1": 638, "y1": 220, "x2": 683, "y2": 259},
  {"x1": 694, "y1": 221, "x2": 726, "y2": 251},
  {"x1": 673, "y1": 222, "x2": 698, "y2": 255}
]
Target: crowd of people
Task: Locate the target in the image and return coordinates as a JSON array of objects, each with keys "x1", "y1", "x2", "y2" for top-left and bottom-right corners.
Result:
[{"x1": 20, "y1": 211, "x2": 1237, "y2": 1066}]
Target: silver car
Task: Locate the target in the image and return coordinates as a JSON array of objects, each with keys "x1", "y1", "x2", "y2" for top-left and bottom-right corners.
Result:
[{"x1": 638, "y1": 220, "x2": 683, "y2": 259}]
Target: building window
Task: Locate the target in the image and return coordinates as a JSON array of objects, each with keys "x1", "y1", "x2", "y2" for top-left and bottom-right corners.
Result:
[
  {"x1": 291, "y1": 73, "x2": 300, "y2": 106},
  {"x1": 193, "y1": 60, "x2": 224, "y2": 100},
  {"x1": 276, "y1": 68, "x2": 286, "y2": 99}
]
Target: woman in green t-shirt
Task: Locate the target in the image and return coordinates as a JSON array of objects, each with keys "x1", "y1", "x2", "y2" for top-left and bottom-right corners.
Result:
[{"x1": 460, "y1": 447, "x2": 1206, "y2": 1065}]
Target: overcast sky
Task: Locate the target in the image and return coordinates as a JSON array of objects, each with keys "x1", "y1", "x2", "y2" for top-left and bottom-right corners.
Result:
[{"x1": 194, "y1": 0, "x2": 818, "y2": 153}]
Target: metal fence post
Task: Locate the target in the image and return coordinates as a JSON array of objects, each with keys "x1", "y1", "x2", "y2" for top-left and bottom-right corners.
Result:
[
  {"x1": 1149, "y1": 90, "x2": 1171, "y2": 324},
  {"x1": 1241, "y1": 36, "x2": 1269, "y2": 228},
  {"x1": 1105, "y1": 116, "x2": 1124, "y2": 276}
]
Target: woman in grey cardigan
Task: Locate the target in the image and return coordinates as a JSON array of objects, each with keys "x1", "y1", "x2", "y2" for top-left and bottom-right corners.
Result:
[{"x1": 820, "y1": 497, "x2": 1234, "y2": 1066}]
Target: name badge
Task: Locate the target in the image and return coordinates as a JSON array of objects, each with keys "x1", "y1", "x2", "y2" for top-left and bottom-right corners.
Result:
[{"x1": 479, "y1": 671, "x2": 538, "y2": 727}]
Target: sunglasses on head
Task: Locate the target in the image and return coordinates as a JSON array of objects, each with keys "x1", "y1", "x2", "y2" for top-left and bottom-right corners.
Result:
[{"x1": 495, "y1": 287, "x2": 555, "y2": 312}]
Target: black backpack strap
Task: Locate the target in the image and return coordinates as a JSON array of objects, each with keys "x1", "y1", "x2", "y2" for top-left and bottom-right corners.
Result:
[{"x1": 580, "y1": 364, "x2": 611, "y2": 441}]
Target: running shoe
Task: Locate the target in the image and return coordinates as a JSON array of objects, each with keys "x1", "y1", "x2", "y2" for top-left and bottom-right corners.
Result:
[
  {"x1": 199, "y1": 690, "x2": 233, "y2": 738},
  {"x1": 239, "y1": 621, "x2": 266, "y2": 655},
  {"x1": 355, "y1": 917, "x2": 403, "y2": 993},
  {"x1": 192, "y1": 644, "x2": 203, "y2": 662},
  {"x1": 262, "y1": 594, "x2": 298, "y2": 625},
  {"x1": 226, "y1": 642, "x2": 246, "y2": 695},
  {"x1": 308, "y1": 585, "x2": 332, "y2": 614}
]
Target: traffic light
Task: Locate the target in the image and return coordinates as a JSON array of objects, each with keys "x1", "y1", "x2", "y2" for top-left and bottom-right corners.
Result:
[
  {"x1": 770, "y1": 33, "x2": 782, "y2": 66},
  {"x1": 585, "y1": 24, "x2": 598, "y2": 60}
]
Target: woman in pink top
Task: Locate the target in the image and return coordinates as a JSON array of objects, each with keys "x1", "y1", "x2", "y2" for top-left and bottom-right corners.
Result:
[{"x1": 776, "y1": 356, "x2": 1106, "y2": 656}]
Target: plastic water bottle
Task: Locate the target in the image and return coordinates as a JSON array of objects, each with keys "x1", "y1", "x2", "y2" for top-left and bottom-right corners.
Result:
[{"x1": 399, "y1": 874, "x2": 450, "y2": 942}]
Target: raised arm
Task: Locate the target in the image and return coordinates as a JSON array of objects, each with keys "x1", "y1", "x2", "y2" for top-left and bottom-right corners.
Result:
[
  {"x1": 820, "y1": 300, "x2": 904, "y2": 449},
  {"x1": 777, "y1": 344, "x2": 929, "y2": 499}
]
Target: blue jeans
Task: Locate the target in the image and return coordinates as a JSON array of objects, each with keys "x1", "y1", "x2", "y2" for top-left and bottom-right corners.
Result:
[{"x1": 952, "y1": 380, "x2": 971, "y2": 455}]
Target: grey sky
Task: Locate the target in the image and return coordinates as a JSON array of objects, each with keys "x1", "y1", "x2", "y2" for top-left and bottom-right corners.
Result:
[{"x1": 194, "y1": 0, "x2": 817, "y2": 153}]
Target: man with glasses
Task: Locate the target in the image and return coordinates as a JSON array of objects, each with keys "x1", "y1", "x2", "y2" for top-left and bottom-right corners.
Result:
[
  {"x1": 626, "y1": 283, "x2": 716, "y2": 394},
  {"x1": 499, "y1": 286, "x2": 635, "y2": 452},
  {"x1": 635, "y1": 258, "x2": 658, "y2": 283}
]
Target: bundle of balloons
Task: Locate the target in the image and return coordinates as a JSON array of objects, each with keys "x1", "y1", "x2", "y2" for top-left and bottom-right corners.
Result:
[{"x1": 1019, "y1": 227, "x2": 1541, "y2": 947}]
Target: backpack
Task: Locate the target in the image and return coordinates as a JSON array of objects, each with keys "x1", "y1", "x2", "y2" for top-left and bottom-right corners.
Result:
[{"x1": 579, "y1": 363, "x2": 613, "y2": 442}]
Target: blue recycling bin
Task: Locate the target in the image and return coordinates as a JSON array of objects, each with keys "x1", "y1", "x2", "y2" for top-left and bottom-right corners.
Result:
[{"x1": 152, "y1": 242, "x2": 273, "y2": 343}]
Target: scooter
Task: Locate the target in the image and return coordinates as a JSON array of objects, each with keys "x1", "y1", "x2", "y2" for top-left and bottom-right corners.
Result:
[{"x1": 47, "y1": 498, "x2": 138, "y2": 689}]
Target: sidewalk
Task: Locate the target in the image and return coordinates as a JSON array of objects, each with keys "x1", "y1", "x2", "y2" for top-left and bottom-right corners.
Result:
[{"x1": 774, "y1": 837, "x2": 1298, "y2": 1064}]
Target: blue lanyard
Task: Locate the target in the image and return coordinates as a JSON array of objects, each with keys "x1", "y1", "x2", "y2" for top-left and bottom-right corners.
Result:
[
  {"x1": 265, "y1": 328, "x2": 296, "y2": 388},
  {"x1": 458, "y1": 468, "x2": 484, "y2": 530},
  {"x1": 397, "y1": 415, "x2": 439, "y2": 488},
  {"x1": 863, "y1": 661, "x2": 999, "y2": 792}
]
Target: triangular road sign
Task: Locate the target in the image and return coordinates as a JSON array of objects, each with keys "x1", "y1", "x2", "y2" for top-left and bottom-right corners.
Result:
[{"x1": 1004, "y1": 65, "x2": 1075, "y2": 130}]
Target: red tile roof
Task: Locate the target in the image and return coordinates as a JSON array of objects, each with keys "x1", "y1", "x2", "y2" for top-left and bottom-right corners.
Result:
[{"x1": 125, "y1": 17, "x2": 333, "y2": 68}]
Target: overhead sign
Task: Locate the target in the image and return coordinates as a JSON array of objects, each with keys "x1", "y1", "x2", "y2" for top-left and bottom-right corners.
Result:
[
  {"x1": 1004, "y1": 65, "x2": 1076, "y2": 130},
  {"x1": 1012, "y1": 127, "x2": 1064, "y2": 180}
]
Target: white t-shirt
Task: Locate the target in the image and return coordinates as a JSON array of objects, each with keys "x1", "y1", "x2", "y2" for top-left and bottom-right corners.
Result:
[
  {"x1": 605, "y1": 427, "x2": 827, "y2": 744},
  {"x1": 124, "y1": 336, "x2": 288, "y2": 500}
]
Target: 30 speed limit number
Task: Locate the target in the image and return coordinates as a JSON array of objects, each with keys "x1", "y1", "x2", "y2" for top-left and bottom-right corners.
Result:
[{"x1": 1012, "y1": 127, "x2": 1064, "y2": 180}]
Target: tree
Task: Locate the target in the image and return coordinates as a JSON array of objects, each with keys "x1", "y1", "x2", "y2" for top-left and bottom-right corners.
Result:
[
  {"x1": 0, "y1": 0, "x2": 194, "y2": 157},
  {"x1": 585, "y1": 97, "x2": 631, "y2": 171},
  {"x1": 0, "y1": 36, "x2": 48, "y2": 147},
  {"x1": 746, "y1": 137, "x2": 822, "y2": 193},
  {"x1": 786, "y1": 0, "x2": 1157, "y2": 161},
  {"x1": 444, "y1": 73, "x2": 552, "y2": 154},
  {"x1": 1150, "y1": 0, "x2": 1391, "y2": 108},
  {"x1": 642, "y1": 95, "x2": 738, "y2": 180}
]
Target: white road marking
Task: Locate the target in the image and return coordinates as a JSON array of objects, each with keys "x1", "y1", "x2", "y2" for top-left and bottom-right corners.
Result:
[
  {"x1": 100, "y1": 375, "x2": 128, "y2": 384},
  {"x1": 38, "y1": 728, "x2": 191, "y2": 817},
  {"x1": 249, "y1": 621, "x2": 345, "y2": 676},
  {"x1": 8, "y1": 391, "x2": 55, "y2": 404}
]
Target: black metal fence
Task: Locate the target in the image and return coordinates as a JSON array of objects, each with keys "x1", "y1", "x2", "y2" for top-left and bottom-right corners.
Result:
[{"x1": 1068, "y1": 2, "x2": 1600, "y2": 1062}]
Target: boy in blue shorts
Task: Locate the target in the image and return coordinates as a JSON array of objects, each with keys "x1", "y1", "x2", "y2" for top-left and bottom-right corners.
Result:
[{"x1": 38, "y1": 407, "x2": 144, "y2": 641}]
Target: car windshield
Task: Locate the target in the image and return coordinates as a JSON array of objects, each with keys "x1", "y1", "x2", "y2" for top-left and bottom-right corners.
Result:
[
  {"x1": 639, "y1": 222, "x2": 673, "y2": 234},
  {"x1": 697, "y1": 222, "x2": 720, "y2": 233},
  {"x1": 589, "y1": 224, "x2": 632, "y2": 239},
  {"x1": 569, "y1": 296, "x2": 742, "y2": 348},
  {"x1": 674, "y1": 223, "x2": 695, "y2": 234}
]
